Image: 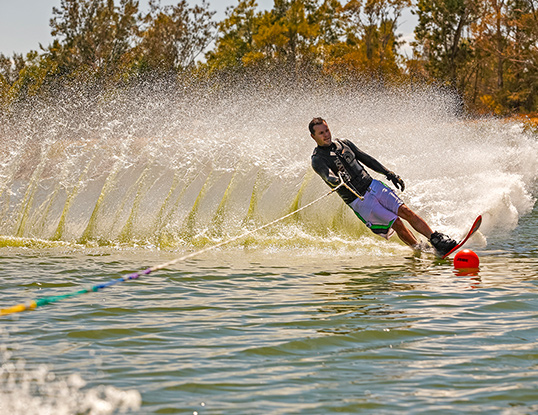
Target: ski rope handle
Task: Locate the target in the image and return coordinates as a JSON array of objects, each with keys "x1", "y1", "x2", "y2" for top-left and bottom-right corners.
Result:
[
  {"x1": 337, "y1": 172, "x2": 364, "y2": 201},
  {"x1": 333, "y1": 152, "x2": 364, "y2": 201}
]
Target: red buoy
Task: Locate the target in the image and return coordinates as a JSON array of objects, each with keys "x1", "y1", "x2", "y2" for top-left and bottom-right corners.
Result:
[{"x1": 454, "y1": 249, "x2": 479, "y2": 269}]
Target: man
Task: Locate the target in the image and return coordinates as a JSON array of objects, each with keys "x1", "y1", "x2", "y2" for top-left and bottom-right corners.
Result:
[{"x1": 309, "y1": 117, "x2": 457, "y2": 256}]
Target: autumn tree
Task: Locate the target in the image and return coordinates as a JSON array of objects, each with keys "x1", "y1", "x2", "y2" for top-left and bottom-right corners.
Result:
[
  {"x1": 262, "y1": 0, "x2": 320, "y2": 70},
  {"x1": 0, "y1": 53, "x2": 26, "y2": 85},
  {"x1": 504, "y1": 0, "x2": 538, "y2": 112},
  {"x1": 326, "y1": 0, "x2": 410, "y2": 77},
  {"x1": 412, "y1": 0, "x2": 537, "y2": 113},
  {"x1": 1, "y1": 0, "x2": 535, "y2": 114}
]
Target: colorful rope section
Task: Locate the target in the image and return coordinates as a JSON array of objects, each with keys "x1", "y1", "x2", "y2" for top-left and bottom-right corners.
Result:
[{"x1": 1, "y1": 268, "x2": 152, "y2": 316}]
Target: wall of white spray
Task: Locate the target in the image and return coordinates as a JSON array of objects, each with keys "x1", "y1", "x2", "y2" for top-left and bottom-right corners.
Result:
[{"x1": 0, "y1": 79, "x2": 536, "y2": 249}]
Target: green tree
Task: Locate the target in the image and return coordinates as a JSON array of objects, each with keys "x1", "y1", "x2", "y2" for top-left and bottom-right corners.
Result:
[
  {"x1": 413, "y1": 0, "x2": 480, "y2": 92},
  {"x1": 246, "y1": 0, "x2": 321, "y2": 71},
  {"x1": 314, "y1": 0, "x2": 345, "y2": 46},
  {"x1": 48, "y1": 0, "x2": 139, "y2": 75},
  {"x1": 135, "y1": 0, "x2": 216, "y2": 72},
  {"x1": 206, "y1": 0, "x2": 326, "y2": 75},
  {"x1": 205, "y1": 0, "x2": 261, "y2": 71}
]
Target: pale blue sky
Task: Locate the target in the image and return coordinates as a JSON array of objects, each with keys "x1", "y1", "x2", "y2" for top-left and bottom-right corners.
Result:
[{"x1": 0, "y1": 0, "x2": 415, "y2": 56}]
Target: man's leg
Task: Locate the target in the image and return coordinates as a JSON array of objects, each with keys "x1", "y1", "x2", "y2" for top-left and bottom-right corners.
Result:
[
  {"x1": 396, "y1": 203, "x2": 458, "y2": 255},
  {"x1": 397, "y1": 204, "x2": 433, "y2": 239},
  {"x1": 392, "y1": 217, "x2": 418, "y2": 246},
  {"x1": 371, "y1": 182, "x2": 432, "y2": 244}
]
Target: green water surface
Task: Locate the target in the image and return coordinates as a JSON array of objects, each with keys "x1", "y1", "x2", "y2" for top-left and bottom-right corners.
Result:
[{"x1": 1, "y1": 209, "x2": 537, "y2": 415}]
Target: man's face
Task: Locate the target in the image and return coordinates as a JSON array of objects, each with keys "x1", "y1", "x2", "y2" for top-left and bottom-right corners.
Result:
[{"x1": 311, "y1": 122, "x2": 332, "y2": 147}]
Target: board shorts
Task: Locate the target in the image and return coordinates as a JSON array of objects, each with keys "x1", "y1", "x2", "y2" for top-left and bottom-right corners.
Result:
[{"x1": 347, "y1": 179, "x2": 403, "y2": 239}]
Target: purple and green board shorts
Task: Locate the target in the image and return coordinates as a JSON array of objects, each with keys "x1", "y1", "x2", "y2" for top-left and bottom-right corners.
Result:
[{"x1": 347, "y1": 179, "x2": 403, "y2": 239}]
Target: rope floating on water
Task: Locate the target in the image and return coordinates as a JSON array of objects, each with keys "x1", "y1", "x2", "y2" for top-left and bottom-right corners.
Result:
[{"x1": 1, "y1": 183, "x2": 343, "y2": 317}]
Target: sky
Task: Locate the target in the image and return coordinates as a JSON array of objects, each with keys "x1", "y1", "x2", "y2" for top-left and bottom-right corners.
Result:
[{"x1": 0, "y1": 0, "x2": 416, "y2": 57}]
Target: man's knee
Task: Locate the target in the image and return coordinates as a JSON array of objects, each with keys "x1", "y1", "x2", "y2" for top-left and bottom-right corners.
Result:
[
  {"x1": 396, "y1": 203, "x2": 433, "y2": 239},
  {"x1": 392, "y1": 217, "x2": 405, "y2": 231},
  {"x1": 397, "y1": 204, "x2": 416, "y2": 221}
]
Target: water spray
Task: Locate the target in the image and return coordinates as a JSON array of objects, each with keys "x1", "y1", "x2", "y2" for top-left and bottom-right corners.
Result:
[{"x1": 1, "y1": 182, "x2": 345, "y2": 316}]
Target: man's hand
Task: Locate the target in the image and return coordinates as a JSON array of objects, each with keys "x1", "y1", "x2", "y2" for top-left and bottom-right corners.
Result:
[
  {"x1": 327, "y1": 175, "x2": 341, "y2": 186},
  {"x1": 386, "y1": 171, "x2": 405, "y2": 192}
]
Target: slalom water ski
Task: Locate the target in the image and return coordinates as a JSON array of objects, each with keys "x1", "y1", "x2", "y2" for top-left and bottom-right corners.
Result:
[{"x1": 439, "y1": 215, "x2": 482, "y2": 259}]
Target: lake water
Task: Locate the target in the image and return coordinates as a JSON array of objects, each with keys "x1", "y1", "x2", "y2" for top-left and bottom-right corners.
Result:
[{"x1": 0, "y1": 83, "x2": 537, "y2": 414}]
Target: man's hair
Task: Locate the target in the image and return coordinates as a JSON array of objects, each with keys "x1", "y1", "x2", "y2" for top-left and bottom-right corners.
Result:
[{"x1": 308, "y1": 117, "x2": 326, "y2": 135}]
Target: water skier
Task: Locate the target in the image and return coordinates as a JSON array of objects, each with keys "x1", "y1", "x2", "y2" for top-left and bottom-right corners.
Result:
[{"x1": 309, "y1": 117, "x2": 457, "y2": 256}]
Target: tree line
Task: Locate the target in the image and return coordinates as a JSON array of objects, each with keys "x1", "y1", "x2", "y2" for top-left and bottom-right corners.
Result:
[{"x1": 0, "y1": 0, "x2": 536, "y2": 115}]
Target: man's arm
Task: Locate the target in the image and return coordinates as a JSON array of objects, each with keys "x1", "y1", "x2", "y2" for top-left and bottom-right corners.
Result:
[
  {"x1": 343, "y1": 139, "x2": 390, "y2": 175},
  {"x1": 343, "y1": 139, "x2": 405, "y2": 191},
  {"x1": 311, "y1": 156, "x2": 340, "y2": 187}
]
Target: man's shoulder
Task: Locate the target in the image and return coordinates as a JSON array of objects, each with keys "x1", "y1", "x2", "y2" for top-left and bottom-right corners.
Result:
[
  {"x1": 311, "y1": 151, "x2": 325, "y2": 172},
  {"x1": 338, "y1": 138, "x2": 363, "y2": 153},
  {"x1": 311, "y1": 146, "x2": 331, "y2": 165},
  {"x1": 312, "y1": 140, "x2": 347, "y2": 157},
  {"x1": 311, "y1": 147, "x2": 323, "y2": 159},
  {"x1": 338, "y1": 138, "x2": 354, "y2": 146},
  {"x1": 311, "y1": 144, "x2": 327, "y2": 155}
]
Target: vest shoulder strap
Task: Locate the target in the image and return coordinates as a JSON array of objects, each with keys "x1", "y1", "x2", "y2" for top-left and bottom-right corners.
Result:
[{"x1": 333, "y1": 139, "x2": 343, "y2": 153}]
